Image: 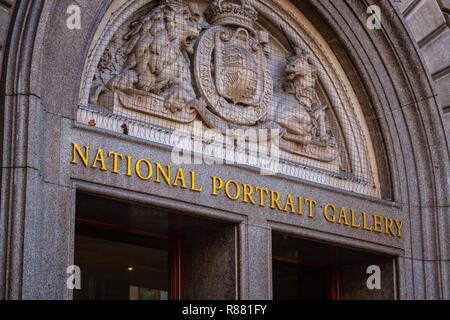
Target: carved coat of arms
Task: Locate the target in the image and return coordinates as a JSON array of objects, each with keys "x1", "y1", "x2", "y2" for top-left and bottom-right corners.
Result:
[
  {"x1": 215, "y1": 29, "x2": 263, "y2": 107},
  {"x1": 87, "y1": 0, "x2": 340, "y2": 163},
  {"x1": 193, "y1": 0, "x2": 273, "y2": 128}
]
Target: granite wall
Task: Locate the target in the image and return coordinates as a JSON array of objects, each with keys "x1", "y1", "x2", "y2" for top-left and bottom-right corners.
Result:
[
  {"x1": 395, "y1": 0, "x2": 450, "y2": 133},
  {"x1": 0, "y1": 0, "x2": 448, "y2": 300}
]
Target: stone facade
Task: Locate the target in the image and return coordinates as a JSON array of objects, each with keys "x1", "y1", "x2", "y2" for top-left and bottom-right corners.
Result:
[
  {"x1": 395, "y1": 0, "x2": 450, "y2": 132},
  {"x1": 0, "y1": 0, "x2": 14, "y2": 78},
  {"x1": 0, "y1": 0, "x2": 449, "y2": 300}
]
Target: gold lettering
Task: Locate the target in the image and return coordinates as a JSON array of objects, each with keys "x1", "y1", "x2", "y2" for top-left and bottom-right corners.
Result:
[
  {"x1": 384, "y1": 217, "x2": 396, "y2": 236},
  {"x1": 283, "y1": 194, "x2": 295, "y2": 213},
  {"x1": 297, "y1": 197, "x2": 303, "y2": 215},
  {"x1": 173, "y1": 168, "x2": 187, "y2": 189},
  {"x1": 362, "y1": 212, "x2": 373, "y2": 231},
  {"x1": 108, "y1": 152, "x2": 123, "y2": 174},
  {"x1": 243, "y1": 184, "x2": 256, "y2": 205},
  {"x1": 92, "y1": 149, "x2": 107, "y2": 171},
  {"x1": 337, "y1": 207, "x2": 349, "y2": 225},
  {"x1": 351, "y1": 209, "x2": 361, "y2": 228},
  {"x1": 324, "y1": 204, "x2": 336, "y2": 222},
  {"x1": 270, "y1": 190, "x2": 282, "y2": 211},
  {"x1": 71, "y1": 143, "x2": 89, "y2": 167},
  {"x1": 72, "y1": 144, "x2": 406, "y2": 239},
  {"x1": 190, "y1": 171, "x2": 203, "y2": 192},
  {"x1": 394, "y1": 219, "x2": 403, "y2": 238},
  {"x1": 126, "y1": 156, "x2": 132, "y2": 176},
  {"x1": 304, "y1": 198, "x2": 316, "y2": 218},
  {"x1": 211, "y1": 176, "x2": 223, "y2": 195},
  {"x1": 225, "y1": 180, "x2": 240, "y2": 200},
  {"x1": 373, "y1": 215, "x2": 383, "y2": 233},
  {"x1": 255, "y1": 187, "x2": 268, "y2": 207},
  {"x1": 135, "y1": 159, "x2": 152, "y2": 180},
  {"x1": 155, "y1": 163, "x2": 171, "y2": 185}
]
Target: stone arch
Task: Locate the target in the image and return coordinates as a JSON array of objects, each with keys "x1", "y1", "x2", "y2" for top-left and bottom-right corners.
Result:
[
  {"x1": 78, "y1": 0, "x2": 382, "y2": 198},
  {"x1": 0, "y1": 0, "x2": 448, "y2": 299}
]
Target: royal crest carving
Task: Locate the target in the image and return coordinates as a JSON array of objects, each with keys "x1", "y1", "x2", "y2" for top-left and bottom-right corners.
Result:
[
  {"x1": 88, "y1": 0, "x2": 339, "y2": 159},
  {"x1": 79, "y1": 0, "x2": 381, "y2": 196},
  {"x1": 192, "y1": 0, "x2": 337, "y2": 161},
  {"x1": 194, "y1": 26, "x2": 273, "y2": 128},
  {"x1": 81, "y1": 0, "x2": 381, "y2": 197},
  {"x1": 88, "y1": 0, "x2": 339, "y2": 160}
]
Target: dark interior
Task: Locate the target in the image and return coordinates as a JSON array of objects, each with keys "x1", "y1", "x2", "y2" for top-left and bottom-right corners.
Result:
[
  {"x1": 272, "y1": 232, "x2": 396, "y2": 300},
  {"x1": 74, "y1": 191, "x2": 237, "y2": 300}
]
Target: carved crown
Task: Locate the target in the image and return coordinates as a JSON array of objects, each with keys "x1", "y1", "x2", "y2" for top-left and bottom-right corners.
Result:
[{"x1": 205, "y1": 0, "x2": 258, "y2": 30}]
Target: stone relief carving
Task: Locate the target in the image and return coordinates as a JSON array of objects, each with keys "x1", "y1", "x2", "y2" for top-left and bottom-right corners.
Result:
[
  {"x1": 88, "y1": 0, "x2": 339, "y2": 162},
  {"x1": 90, "y1": 0, "x2": 203, "y2": 122},
  {"x1": 271, "y1": 47, "x2": 338, "y2": 161}
]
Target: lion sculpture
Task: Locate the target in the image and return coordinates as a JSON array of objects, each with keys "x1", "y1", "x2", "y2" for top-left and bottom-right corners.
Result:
[
  {"x1": 106, "y1": 2, "x2": 202, "y2": 112},
  {"x1": 270, "y1": 47, "x2": 331, "y2": 145}
]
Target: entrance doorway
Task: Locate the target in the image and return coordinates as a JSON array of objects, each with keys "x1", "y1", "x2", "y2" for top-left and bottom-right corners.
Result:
[
  {"x1": 272, "y1": 232, "x2": 396, "y2": 300},
  {"x1": 74, "y1": 191, "x2": 237, "y2": 300}
]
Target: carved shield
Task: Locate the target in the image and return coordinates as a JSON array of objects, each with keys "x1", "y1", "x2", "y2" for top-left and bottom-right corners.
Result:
[
  {"x1": 194, "y1": 25, "x2": 273, "y2": 126},
  {"x1": 215, "y1": 28, "x2": 264, "y2": 106}
]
